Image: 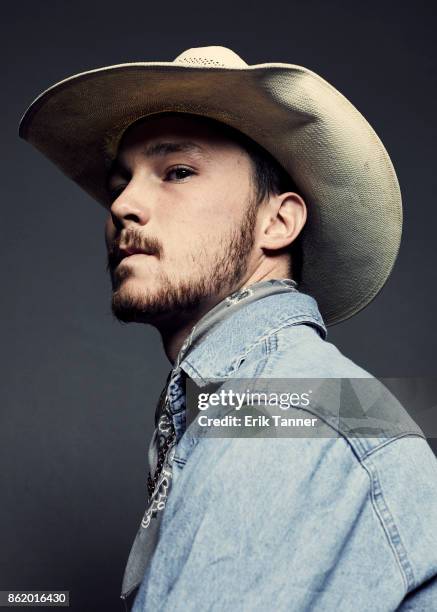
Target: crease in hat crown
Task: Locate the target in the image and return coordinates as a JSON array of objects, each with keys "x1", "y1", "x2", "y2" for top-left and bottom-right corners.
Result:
[{"x1": 173, "y1": 46, "x2": 248, "y2": 68}]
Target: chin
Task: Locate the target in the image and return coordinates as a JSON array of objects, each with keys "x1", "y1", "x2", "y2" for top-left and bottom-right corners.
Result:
[
  {"x1": 112, "y1": 273, "x2": 158, "y2": 298},
  {"x1": 110, "y1": 283, "x2": 169, "y2": 324}
]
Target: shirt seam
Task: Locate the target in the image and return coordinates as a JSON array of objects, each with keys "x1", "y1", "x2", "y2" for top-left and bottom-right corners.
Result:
[
  {"x1": 181, "y1": 314, "x2": 324, "y2": 381},
  {"x1": 273, "y1": 400, "x2": 419, "y2": 592},
  {"x1": 356, "y1": 432, "x2": 426, "y2": 460},
  {"x1": 360, "y1": 454, "x2": 416, "y2": 593},
  {"x1": 218, "y1": 316, "x2": 323, "y2": 378}
]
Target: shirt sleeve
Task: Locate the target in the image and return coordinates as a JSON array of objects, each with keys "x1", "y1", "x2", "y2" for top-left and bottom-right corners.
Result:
[{"x1": 132, "y1": 434, "x2": 437, "y2": 612}]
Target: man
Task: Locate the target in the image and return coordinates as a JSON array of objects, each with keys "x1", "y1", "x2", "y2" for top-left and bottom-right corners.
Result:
[{"x1": 20, "y1": 46, "x2": 437, "y2": 611}]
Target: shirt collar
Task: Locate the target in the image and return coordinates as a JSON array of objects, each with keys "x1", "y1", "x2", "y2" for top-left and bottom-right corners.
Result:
[{"x1": 174, "y1": 279, "x2": 327, "y2": 383}]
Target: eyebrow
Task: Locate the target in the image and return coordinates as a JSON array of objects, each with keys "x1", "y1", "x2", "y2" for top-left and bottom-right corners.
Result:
[
  {"x1": 107, "y1": 140, "x2": 208, "y2": 184},
  {"x1": 143, "y1": 141, "x2": 206, "y2": 158}
]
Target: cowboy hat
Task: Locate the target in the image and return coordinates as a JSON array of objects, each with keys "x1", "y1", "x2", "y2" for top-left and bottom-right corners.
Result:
[{"x1": 18, "y1": 45, "x2": 402, "y2": 326}]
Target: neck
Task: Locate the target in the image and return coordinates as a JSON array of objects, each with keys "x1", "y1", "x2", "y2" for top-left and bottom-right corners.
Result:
[
  {"x1": 155, "y1": 294, "x2": 229, "y2": 364},
  {"x1": 158, "y1": 315, "x2": 205, "y2": 365}
]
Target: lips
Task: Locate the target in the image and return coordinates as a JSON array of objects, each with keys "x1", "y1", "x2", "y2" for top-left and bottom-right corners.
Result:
[{"x1": 118, "y1": 246, "x2": 151, "y2": 262}]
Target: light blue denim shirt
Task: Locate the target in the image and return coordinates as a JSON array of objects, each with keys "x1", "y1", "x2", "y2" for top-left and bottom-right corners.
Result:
[{"x1": 132, "y1": 288, "x2": 437, "y2": 611}]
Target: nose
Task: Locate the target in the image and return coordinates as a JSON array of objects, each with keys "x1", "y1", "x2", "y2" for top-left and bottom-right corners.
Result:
[{"x1": 108, "y1": 184, "x2": 150, "y2": 232}]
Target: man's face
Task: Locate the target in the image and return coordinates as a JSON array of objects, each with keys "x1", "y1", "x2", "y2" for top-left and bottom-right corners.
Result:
[{"x1": 105, "y1": 114, "x2": 260, "y2": 325}]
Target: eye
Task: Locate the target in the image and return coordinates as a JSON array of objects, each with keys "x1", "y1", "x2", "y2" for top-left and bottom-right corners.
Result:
[{"x1": 165, "y1": 166, "x2": 195, "y2": 181}]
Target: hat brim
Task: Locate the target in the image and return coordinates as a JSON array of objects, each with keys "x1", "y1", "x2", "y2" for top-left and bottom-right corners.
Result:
[{"x1": 19, "y1": 60, "x2": 402, "y2": 326}]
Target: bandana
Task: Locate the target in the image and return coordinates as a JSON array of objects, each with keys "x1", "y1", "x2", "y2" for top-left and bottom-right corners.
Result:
[{"x1": 121, "y1": 278, "x2": 298, "y2": 601}]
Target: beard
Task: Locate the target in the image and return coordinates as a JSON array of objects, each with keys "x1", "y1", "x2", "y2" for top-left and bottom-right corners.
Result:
[{"x1": 107, "y1": 198, "x2": 258, "y2": 325}]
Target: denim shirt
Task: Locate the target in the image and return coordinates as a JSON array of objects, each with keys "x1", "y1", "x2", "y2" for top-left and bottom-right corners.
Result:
[{"x1": 132, "y1": 289, "x2": 437, "y2": 611}]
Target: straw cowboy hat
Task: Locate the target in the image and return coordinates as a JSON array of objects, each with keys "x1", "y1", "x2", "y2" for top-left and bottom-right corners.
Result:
[{"x1": 18, "y1": 45, "x2": 402, "y2": 326}]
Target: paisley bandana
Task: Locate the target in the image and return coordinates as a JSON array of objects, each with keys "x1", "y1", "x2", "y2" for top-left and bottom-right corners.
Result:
[
  {"x1": 143, "y1": 388, "x2": 175, "y2": 529},
  {"x1": 121, "y1": 278, "x2": 298, "y2": 601}
]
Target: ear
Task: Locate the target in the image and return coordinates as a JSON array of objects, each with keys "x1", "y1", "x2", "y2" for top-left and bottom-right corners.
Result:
[{"x1": 258, "y1": 192, "x2": 307, "y2": 252}]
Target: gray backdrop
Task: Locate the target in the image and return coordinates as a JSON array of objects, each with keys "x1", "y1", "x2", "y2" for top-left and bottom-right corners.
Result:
[{"x1": 1, "y1": 1, "x2": 436, "y2": 610}]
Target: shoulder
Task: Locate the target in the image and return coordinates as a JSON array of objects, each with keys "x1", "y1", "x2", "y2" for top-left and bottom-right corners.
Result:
[
  {"x1": 236, "y1": 320, "x2": 373, "y2": 379},
  {"x1": 231, "y1": 321, "x2": 423, "y2": 450}
]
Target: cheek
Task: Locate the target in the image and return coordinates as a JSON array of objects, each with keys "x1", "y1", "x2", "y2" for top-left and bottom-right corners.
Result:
[
  {"x1": 164, "y1": 205, "x2": 231, "y2": 252},
  {"x1": 159, "y1": 179, "x2": 252, "y2": 258},
  {"x1": 189, "y1": 186, "x2": 248, "y2": 228}
]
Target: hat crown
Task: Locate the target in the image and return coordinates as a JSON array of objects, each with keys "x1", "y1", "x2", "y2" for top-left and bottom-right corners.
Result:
[{"x1": 173, "y1": 45, "x2": 248, "y2": 68}]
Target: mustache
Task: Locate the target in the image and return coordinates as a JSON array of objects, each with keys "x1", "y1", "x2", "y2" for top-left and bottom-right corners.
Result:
[{"x1": 106, "y1": 229, "x2": 162, "y2": 272}]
